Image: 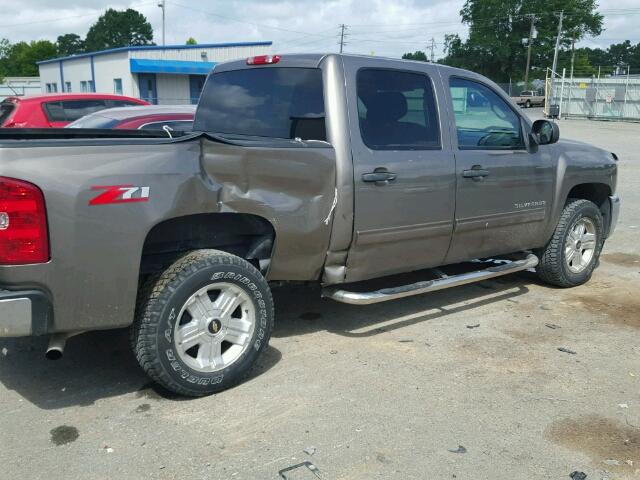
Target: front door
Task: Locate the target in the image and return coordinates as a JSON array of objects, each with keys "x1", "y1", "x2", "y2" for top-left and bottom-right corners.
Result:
[
  {"x1": 138, "y1": 73, "x2": 158, "y2": 104},
  {"x1": 344, "y1": 59, "x2": 456, "y2": 282},
  {"x1": 189, "y1": 75, "x2": 206, "y2": 104},
  {"x1": 443, "y1": 75, "x2": 554, "y2": 263}
]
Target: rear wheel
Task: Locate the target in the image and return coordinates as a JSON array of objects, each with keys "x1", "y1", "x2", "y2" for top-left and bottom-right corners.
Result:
[
  {"x1": 536, "y1": 199, "x2": 604, "y2": 288},
  {"x1": 525, "y1": 99, "x2": 532, "y2": 108},
  {"x1": 131, "y1": 250, "x2": 274, "y2": 397}
]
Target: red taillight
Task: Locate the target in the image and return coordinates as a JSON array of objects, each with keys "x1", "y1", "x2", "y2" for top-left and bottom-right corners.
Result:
[
  {"x1": 0, "y1": 177, "x2": 49, "y2": 265},
  {"x1": 246, "y1": 54, "x2": 281, "y2": 65}
]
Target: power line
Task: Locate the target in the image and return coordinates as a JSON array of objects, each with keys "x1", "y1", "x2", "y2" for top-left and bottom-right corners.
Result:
[{"x1": 167, "y1": 1, "x2": 337, "y2": 38}]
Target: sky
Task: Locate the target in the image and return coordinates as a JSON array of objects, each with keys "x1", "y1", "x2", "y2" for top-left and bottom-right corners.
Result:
[{"x1": 0, "y1": 0, "x2": 639, "y2": 59}]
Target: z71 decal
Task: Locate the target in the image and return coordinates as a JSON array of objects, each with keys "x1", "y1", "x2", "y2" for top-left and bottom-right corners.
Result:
[{"x1": 89, "y1": 185, "x2": 150, "y2": 205}]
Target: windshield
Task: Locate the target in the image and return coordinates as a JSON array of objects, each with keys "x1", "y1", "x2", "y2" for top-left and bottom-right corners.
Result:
[
  {"x1": 0, "y1": 102, "x2": 15, "y2": 126},
  {"x1": 67, "y1": 115, "x2": 119, "y2": 129},
  {"x1": 194, "y1": 67, "x2": 326, "y2": 141}
]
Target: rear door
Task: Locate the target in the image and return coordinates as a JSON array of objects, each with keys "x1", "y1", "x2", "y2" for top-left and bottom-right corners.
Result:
[
  {"x1": 343, "y1": 58, "x2": 456, "y2": 281},
  {"x1": 443, "y1": 74, "x2": 554, "y2": 263}
]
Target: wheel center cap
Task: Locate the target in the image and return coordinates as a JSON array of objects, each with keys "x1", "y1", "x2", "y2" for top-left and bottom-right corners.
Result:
[
  {"x1": 575, "y1": 240, "x2": 582, "y2": 250},
  {"x1": 207, "y1": 319, "x2": 223, "y2": 335}
]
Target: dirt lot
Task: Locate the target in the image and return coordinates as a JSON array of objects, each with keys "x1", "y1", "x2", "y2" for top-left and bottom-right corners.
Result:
[{"x1": 1, "y1": 109, "x2": 639, "y2": 480}]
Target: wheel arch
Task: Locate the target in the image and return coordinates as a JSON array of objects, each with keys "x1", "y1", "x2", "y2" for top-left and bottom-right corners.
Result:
[
  {"x1": 139, "y1": 213, "x2": 276, "y2": 278},
  {"x1": 565, "y1": 182, "x2": 612, "y2": 236}
]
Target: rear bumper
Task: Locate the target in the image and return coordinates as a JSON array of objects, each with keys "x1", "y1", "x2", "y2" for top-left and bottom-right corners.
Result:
[
  {"x1": 607, "y1": 195, "x2": 621, "y2": 237},
  {"x1": 0, "y1": 289, "x2": 52, "y2": 337}
]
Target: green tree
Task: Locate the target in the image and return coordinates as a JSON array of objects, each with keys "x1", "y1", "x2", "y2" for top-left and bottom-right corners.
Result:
[
  {"x1": 608, "y1": 40, "x2": 633, "y2": 67},
  {"x1": 560, "y1": 42, "x2": 640, "y2": 76},
  {"x1": 440, "y1": 0, "x2": 603, "y2": 82},
  {"x1": 437, "y1": 34, "x2": 474, "y2": 69},
  {"x1": 0, "y1": 40, "x2": 57, "y2": 77},
  {"x1": 186, "y1": 37, "x2": 198, "y2": 45},
  {"x1": 56, "y1": 33, "x2": 85, "y2": 57},
  {"x1": 402, "y1": 50, "x2": 428, "y2": 61},
  {"x1": 84, "y1": 8, "x2": 153, "y2": 51},
  {"x1": 0, "y1": 38, "x2": 9, "y2": 82}
]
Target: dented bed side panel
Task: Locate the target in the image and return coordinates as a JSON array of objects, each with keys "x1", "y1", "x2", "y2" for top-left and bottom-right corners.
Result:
[{"x1": 200, "y1": 140, "x2": 337, "y2": 281}]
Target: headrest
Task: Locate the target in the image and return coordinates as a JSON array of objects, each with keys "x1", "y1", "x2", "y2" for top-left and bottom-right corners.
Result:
[{"x1": 365, "y1": 91, "x2": 408, "y2": 123}]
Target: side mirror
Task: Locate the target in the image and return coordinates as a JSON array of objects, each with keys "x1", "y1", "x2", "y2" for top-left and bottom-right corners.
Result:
[{"x1": 532, "y1": 119, "x2": 560, "y2": 145}]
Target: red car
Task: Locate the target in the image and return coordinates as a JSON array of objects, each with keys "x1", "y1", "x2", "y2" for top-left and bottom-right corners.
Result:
[
  {"x1": 67, "y1": 105, "x2": 196, "y2": 131},
  {"x1": 0, "y1": 94, "x2": 149, "y2": 128}
]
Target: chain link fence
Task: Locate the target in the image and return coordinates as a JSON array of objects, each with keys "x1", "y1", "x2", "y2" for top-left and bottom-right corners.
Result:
[{"x1": 544, "y1": 67, "x2": 640, "y2": 121}]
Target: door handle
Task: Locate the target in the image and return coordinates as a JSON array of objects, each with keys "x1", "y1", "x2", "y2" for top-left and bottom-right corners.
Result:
[
  {"x1": 462, "y1": 166, "x2": 490, "y2": 179},
  {"x1": 362, "y1": 171, "x2": 397, "y2": 184}
]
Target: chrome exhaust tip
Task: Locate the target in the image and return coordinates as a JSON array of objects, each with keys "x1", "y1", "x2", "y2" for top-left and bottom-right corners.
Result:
[
  {"x1": 45, "y1": 332, "x2": 83, "y2": 360},
  {"x1": 45, "y1": 346, "x2": 63, "y2": 360}
]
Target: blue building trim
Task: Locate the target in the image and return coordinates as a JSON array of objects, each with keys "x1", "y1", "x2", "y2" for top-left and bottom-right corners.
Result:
[
  {"x1": 59, "y1": 61, "x2": 65, "y2": 92},
  {"x1": 90, "y1": 55, "x2": 96, "y2": 90},
  {"x1": 36, "y1": 41, "x2": 273, "y2": 65},
  {"x1": 130, "y1": 59, "x2": 216, "y2": 75}
]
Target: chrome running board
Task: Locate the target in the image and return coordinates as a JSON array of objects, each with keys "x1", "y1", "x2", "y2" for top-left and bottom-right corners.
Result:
[{"x1": 322, "y1": 254, "x2": 538, "y2": 305}]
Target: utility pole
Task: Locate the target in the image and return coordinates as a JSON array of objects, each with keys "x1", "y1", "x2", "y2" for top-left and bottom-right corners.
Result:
[
  {"x1": 523, "y1": 14, "x2": 536, "y2": 90},
  {"x1": 158, "y1": 0, "x2": 166, "y2": 46},
  {"x1": 427, "y1": 37, "x2": 436, "y2": 62},
  {"x1": 339, "y1": 24, "x2": 348, "y2": 53}
]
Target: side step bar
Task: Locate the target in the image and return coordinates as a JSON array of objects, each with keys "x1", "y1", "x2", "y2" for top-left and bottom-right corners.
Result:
[{"x1": 322, "y1": 254, "x2": 539, "y2": 305}]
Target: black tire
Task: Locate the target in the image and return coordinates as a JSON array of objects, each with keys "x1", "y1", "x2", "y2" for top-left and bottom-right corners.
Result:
[
  {"x1": 525, "y1": 100, "x2": 531, "y2": 108},
  {"x1": 535, "y1": 199, "x2": 605, "y2": 288},
  {"x1": 131, "y1": 249, "x2": 274, "y2": 397}
]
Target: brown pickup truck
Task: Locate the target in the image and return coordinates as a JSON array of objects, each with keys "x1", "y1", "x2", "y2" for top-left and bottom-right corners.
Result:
[
  {"x1": 514, "y1": 90, "x2": 545, "y2": 108},
  {"x1": 0, "y1": 54, "x2": 620, "y2": 396}
]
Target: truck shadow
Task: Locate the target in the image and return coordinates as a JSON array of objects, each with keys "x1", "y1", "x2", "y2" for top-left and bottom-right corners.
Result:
[
  {"x1": 0, "y1": 330, "x2": 281, "y2": 410},
  {"x1": 272, "y1": 270, "x2": 536, "y2": 339},
  {"x1": 0, "y1": 268, "x2": 534, "y2": 410}
]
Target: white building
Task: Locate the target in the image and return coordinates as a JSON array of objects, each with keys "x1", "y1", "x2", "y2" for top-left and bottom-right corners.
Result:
[
  {"x1": 0, "y1": 77, "x2": 41, "y2": 101},
  {"x1": 37, "y1": 41, "x2": 272, "y2": 105}
]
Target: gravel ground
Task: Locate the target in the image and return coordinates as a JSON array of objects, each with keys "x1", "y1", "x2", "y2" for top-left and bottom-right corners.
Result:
[{"x1": 1, "y1": 109, "x2": 639, "y2": 480}]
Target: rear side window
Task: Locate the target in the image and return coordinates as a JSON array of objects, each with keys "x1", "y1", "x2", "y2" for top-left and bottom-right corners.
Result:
[
  {"x1": 195, "y1": 68, "x2": 326, "y2": 141},
  {"x1": 357, "y1": 69, "x2": 440, "y2": 150},
  {"x1": 0, "y1": 102, "x2": 15, "y2": 126},
  {"x1": 44, "y1": 100, "x2": 108, "y2": 122}
]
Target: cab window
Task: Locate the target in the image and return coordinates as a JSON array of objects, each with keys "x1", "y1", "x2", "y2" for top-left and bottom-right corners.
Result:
[
  {"x1": 357, "y1": 69, "x2": 440, "y2": 150},
  {"x1": 449, "y1": 78, "x2": 524, "y2": 150}
]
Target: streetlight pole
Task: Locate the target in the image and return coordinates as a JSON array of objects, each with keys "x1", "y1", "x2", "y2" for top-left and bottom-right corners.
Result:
[
  {"x1": 551, "y1": 11, "x2": 564, "y2": 79},
  {"x1": 524, "y1": 14, "x2": 536, "y2": 90},
  {"x1": 158, "y1": 0, "x2": 166, "y2": 46},
  {"x1": 549, "y1": 10, "x2": 564, "y2": 109}
]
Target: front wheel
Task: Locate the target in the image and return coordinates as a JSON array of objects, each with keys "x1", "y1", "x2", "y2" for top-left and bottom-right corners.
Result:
[
  {"x1": 131, "y1": 250, "x2": 274, "y2": 397},
  {"x1": 525, "y1": 100, "x2": 532, "y2": 108},
  {"x1": 535, "y1": 199, "x2": 604, "y2": 288}
]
